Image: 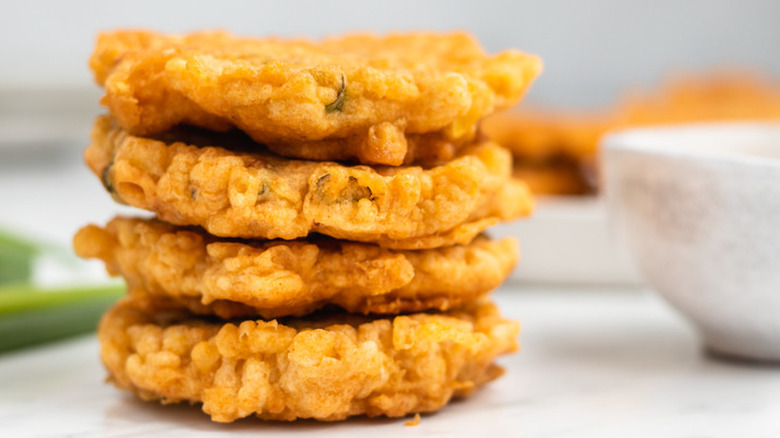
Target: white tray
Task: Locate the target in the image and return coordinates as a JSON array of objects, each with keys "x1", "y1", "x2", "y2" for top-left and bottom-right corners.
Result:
[{"x1": 490, "y1": 196, "x2": 641, "y2": 285}]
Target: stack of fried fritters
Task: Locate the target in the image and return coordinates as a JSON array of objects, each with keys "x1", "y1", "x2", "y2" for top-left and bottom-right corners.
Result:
[{"x1": 74, "y1": 30, "x2": 541, "y2": 423}]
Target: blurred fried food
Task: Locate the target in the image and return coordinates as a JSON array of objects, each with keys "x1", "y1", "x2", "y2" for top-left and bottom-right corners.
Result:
[
  {"x1": 618, "y1": 71, "x2": 780, "y2": 125},
  {"x1": 484, "y1": 71, "x2": 780, "y2": 195},
  {"x1": 511, "y1": 160, "x2": 595, "y2": 196},
  {"x1": 482, "y1": 109, "x2": 612, "y2": 194}
]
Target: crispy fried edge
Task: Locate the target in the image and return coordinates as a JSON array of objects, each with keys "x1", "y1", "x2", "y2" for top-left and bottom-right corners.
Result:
[
  {"x1": 262, "y1": 125, "x2": 473, "y2": 167},
  {"x1": 86, "y1": 116, "x2": 533, "y2": 248},
  {"x1": 74, "y1": 217, "x2": 519, "y2": 318},
  {"x1": 99, "y1": 297, "x2": 520, "y2": 422},
  {"x1": 91, "y1": 30, "x2": 541, "y2": 148}
]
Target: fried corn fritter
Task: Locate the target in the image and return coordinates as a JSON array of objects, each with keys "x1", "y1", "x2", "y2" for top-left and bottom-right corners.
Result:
[
  {"x1": 74, "y1": 217, "x2": 519, "y2": 318},
  {"x1": 86, "y1": 116, "x2": 533, "y2": 248},
  {"x1": 99, "y1": 297, "x2": 519, "y2": 422},
  {"x1": 90, "y1": 30, "x2": 541, "y2": 166}
]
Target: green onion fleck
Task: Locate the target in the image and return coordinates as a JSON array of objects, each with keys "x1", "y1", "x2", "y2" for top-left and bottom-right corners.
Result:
[
  {"x1": 325, "y1": 75, "x2": 347, "y2": 113},
  {"x1": 0, "y1": 283, "x2": 124, "y2": 353}
]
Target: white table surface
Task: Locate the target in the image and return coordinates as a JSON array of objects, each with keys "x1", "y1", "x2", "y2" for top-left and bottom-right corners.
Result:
[{"x1": 2, "y1": 286, "x2": 780, "y2": 437}]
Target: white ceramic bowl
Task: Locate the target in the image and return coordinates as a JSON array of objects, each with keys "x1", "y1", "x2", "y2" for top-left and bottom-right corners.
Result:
[{"x1": 603, "y1": 123, "x2": 780, "y2": 361}]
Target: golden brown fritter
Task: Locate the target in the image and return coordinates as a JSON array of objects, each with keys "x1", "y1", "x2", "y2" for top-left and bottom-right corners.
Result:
[
  {"x1": 90, "y1": 30, "x2": 541, "y2": 166},
  {"x1": 99, "y1": 297, "x2": 519, "y2": 422},
  {"x1": 86, "y1": 116, "x2": 533, "y2": 248},
  {"x1": 74, "y1": 216, "x2": 519, "y2": 318}
]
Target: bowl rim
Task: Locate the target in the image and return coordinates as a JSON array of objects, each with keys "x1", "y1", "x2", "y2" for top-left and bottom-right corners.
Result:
[{"x1": 602, "y1": 121, "x2": 780, "y2": 170}]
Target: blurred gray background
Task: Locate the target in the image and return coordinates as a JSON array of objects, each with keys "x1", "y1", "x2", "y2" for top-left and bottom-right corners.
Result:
[{"x1": 1, "y1": 0, "x2": 779, "y2": 108}]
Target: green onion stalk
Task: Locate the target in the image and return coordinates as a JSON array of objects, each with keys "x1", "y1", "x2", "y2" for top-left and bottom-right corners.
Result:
[{"x1": 0, "y1": 228, "x2": 123, "y2": 353}]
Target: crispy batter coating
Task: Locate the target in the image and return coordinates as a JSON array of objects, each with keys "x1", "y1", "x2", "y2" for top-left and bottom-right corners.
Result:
[
  {"x1": 74, "y1": 216, "x2": 519, "y2": 318},
  {"x1": 99, "y1": 297, "x2": 520, "y2": 422},
  {"x1": 90, "y1": 30, "x2": 541, "y2": 166},
  {"x1": 263, "y1": 128, "x2": 471, "y2": 167},
  {"x1": 86, "y1": 116, "x2": 533, "y2": 248}
]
